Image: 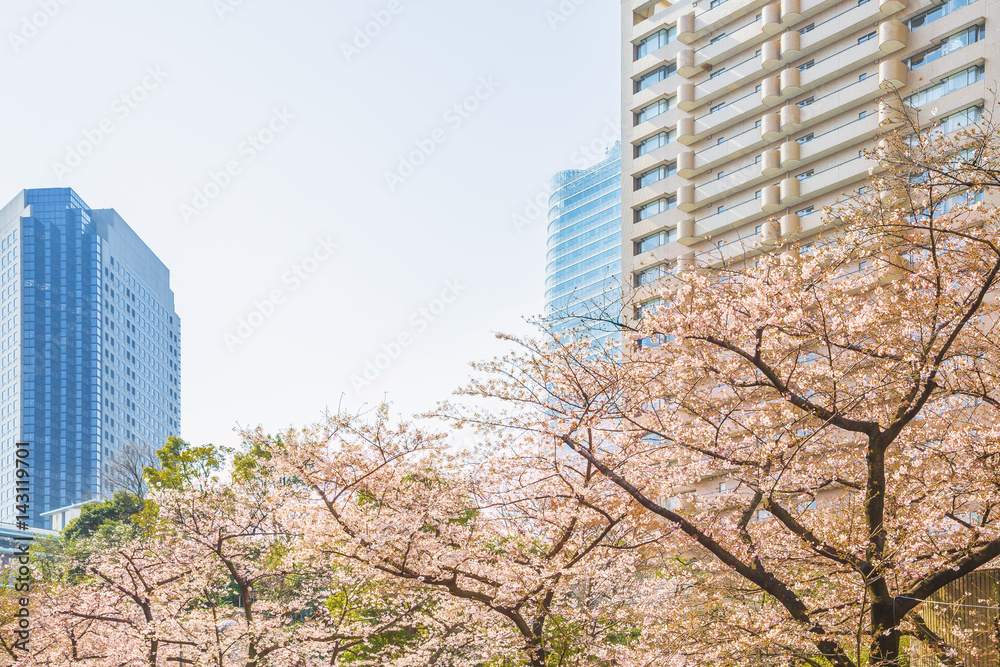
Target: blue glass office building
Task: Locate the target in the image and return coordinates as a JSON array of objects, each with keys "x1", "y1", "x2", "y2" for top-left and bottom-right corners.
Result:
[
  {"x1": 0, "y1": 188, "x2": 180, "y2": 527},
  {"x1": 544, "y1": 144, "x2": 622, "y2": 348}
]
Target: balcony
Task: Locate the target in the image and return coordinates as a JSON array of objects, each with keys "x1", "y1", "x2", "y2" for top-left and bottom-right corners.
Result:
[
  {"x1": 684, "y1": 76, "x2": 882, "y2": 178},
  {"x1": 691, "y1": 195, "x2": 766, "y2": 237},
  {"x1": 697, "y1": 162, "x2": 769, "y2": 202},
  {"x1": 795, "y1": 113, "x2": 881, "y2": 166},
  {"x1": 682, "y1": 88, "x2": 766, "y2": 144},
  {"x1": 633, "y1": 41, "x2": 685, "y2": 82},
  {"x1": 631, "y1": 4, "x2": 686, "y2": 43},
  {"x1": 630, "y1": 207, "x2": 686, "y2": 243},
  {"x1": 633, "y1": 239, "x2": 686, "y2": 274},
  {"x1": 689, "y1": 153, "x2": 877, "y2": 237},
  {"x1": 633, "y1": 112, "x2": 677, "y2": 145},
  {"x1": 635, "y1": 175, "x2": 685, "y2": 207},
  {"x1": 695, "y1": 13, "x2": 769, "y2": 64},
  {"x1": 681, "y1": 0, "x2": 771, "y2": 42},
  {"x1": 633, "y1": 73, "x2": 683, "y2": 111},
  {"x1": 697, "y1": 52, "x2": 766, "y2": 102},
  {"x1": 631, "y1": 140, "x2": 685, "y2": 176}
]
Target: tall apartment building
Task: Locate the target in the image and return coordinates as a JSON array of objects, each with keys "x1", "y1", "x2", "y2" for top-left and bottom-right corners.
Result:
[
  {"x1": 622, "y1": 0, "x2": 989, "y2": 319},
  {"x1": 0, "y1": 188, "x2": 181, "y2": 527},
  {"x1": 622, "y1": 1, "x2": 997, "y2": 662},
  {"x1": 545, "y1": 143, "x2": 623, "y2": 348}
]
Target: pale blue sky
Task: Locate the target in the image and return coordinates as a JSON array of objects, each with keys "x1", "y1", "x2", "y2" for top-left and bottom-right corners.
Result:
[{"x1": 1, "y1": 0, "x2": 621, "y2": 449}]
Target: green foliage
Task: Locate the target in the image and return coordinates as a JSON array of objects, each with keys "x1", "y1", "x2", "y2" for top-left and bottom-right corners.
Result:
[
  {"x1": 321, "y1": 583, "x2": 431, "y2": 664},
  {"x1": 144, "y1": 436, "x2": 231, "y2": 491},
  {"x1": 63, "y1": 491, "x2": 145, "y2": 542},
  {"x1": 232, "y1": 438, "x2": 274, "y2": 484}
]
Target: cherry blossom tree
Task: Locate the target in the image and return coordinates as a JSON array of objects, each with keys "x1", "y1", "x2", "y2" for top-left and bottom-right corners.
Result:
[
  {"x1": 4, "y1": 455, "x2": 459, "y2": 667},
  {"x1": 254, "y1": 404, "x2": 677, "y2": 667},
  {"x1": 442, "y1": 112, "x2": 1000, "y2": 666}
]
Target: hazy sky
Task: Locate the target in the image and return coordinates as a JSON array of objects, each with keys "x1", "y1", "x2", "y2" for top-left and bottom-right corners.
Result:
[{"x1": 1, "y1": 0, "x2": 621, "y2": 449}]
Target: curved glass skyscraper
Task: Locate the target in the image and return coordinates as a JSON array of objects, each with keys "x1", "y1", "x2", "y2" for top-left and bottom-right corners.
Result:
[{"x1": 544, "y1": 143, "x2": 622, "y2": 348}]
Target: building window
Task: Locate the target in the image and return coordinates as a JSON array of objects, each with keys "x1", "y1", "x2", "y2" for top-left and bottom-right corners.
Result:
[
  {"x1": 711, "y1": 32, "x2": 726, "y2": 44},
  {"x1": 939, "y1": 105, "x2": 982, "y2": 134},
  {"x1": 935, "y1": 189, "x2": 984, "y2": 215},
  {"x1": 636, "y1": 26, "x2": 678, "y2": 59},
  {"x1": 859, "y1": 111, "x2": 867, "y2": 119},
  {"x1": 907, "y1": 0, "x2": 977, "y2": 30},
  {"x1": 755, "y1": 155, "x2": 761, "y2": 164},
  {"x1": 797, "y1": 206, "x2": 815, "y2": 216},
  {"x1": 710, "y1": 0, "x2": 727, "y2": 8},
  {"x1": 755, "y1": 191, "x2": 762, "y2": 199},
  {"x1": 637, "y1": 129, "x2": 677, "y2": 156},
  {"x1": 637, "y1": 196, "x2": 678, "y2": 221},
  {"x1": 797, "y1": 169, "x2": 815, "y2": 180},
  {"x1": 635, "y1": 264, "x2": 671, "y2": 286},
  {"x1": 907, "y1": 65, "x2": 984, "y2": 107},
  {"x1": 755, "y1": 224, "x2": 763, "y2": 233},
  {"x1": 635, "y1": 229, "x2": 678, "y2": 254},
  {"x1": 717, "y1": 205, "x2": 725, "y2": 214},
  {"x1": 709, "y1": 67, "x2": 726, "y2": 80},
  {"x1": 798, "y1": 97, "x2": 814, "y2": 107},
  {"x1": 637, "y1": 162, "x2": 678, "y2": 188},
  {"x1": 637, "y1": 96, "x2": 675, "y2": 124},
  {"x1": 636, "y1": 63, "x2": 678, "y2": 92},
  {"x1": 755, "y1": 119, "x2": 762, "y2": 128},
  {"x1": 857, "y1": 30, "x2": 877, "y2": 44},
  {"x1": 797, "y1": 133, "x2": 814, "y2": 144},
  {"x1": 717, "y1": 171, "x2": 725, "y2": 179},
  {"x1": 717, "y1": 137, "x2": 725, "y2": 145},
  {"x1": 906, "y1": 24, "x2": 983, "y2": 69},
  {"x1": 635, "y1": 298, "x2": 664, "y2": 320},
  {"x1": 798, "y1": 60, "x2": 815, "y2": 71},
  {"x1": 859, "y1": 72, "x2": 868, "y2": 81},
  {"x1": 798, "y1": 23, "x2": 815, "y2": 34},
  {"x1": 710, "y1": 102, "x2": 725, "y2": 113}
]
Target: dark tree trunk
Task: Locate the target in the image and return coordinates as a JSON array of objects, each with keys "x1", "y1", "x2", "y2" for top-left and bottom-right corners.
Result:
[{"x1": 870, "y1": 603, "x2": 903, "y2": 667}]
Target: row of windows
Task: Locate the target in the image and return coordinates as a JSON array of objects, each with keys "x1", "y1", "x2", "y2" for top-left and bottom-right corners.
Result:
[
  {"x1": 636, "y1": 162, "x2": 678, "y2": 189},
  {"x1": 635, "y1": 263, "x2": 671, "y2": 287},
  {"x1": 907, "y1": 24, "x2": 983, "y2": 70},
  {"x1": 637, "y1": 96, "x2": 675, "y2": 125},
  {"x1": 907, "y1": 0, "x2": 977, "y2": 30},
  {"x1": 907, "y1": 65, "x2": 984, "y2": 108},
  {"x1": 636, "y1": 63, "x2": 677, "y2": 92},
  {"x1": 637, "y1": 196, "x2": 678, "y2": 222},
  {"x1": 635, "y1": 228, "x2": 678, "y2": 255},
  {"x1": 637, "y1": 129, "x2": 676, "y2": 157},
  {"x1": 636, "y1": 26, "x2": 677, "y2": 60},
  {"x1": 939, "y1": 105, "x2": 982, "y2": 134}
]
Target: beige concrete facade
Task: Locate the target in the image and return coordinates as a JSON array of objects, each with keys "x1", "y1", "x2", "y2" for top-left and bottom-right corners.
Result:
[{"x1": 622, "y1": 0, "x2": 993, "y2": 318}]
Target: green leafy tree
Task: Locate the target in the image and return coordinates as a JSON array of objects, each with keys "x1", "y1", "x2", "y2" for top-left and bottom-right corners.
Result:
[
  {"x1": 62, "y1": 491, "x2": 145, "y2": 542},
  {"x1": 144, "y1": 436, "x2": 230, "y2": 491}
]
